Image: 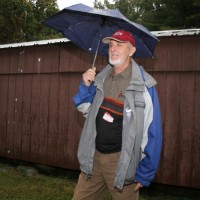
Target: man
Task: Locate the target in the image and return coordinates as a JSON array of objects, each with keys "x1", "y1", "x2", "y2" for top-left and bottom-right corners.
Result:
[{"x1": 72, "y1": 30, "x2": 162, "y2": 200}]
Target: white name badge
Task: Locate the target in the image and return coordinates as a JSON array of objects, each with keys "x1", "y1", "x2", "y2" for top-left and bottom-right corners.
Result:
[{"x1": 103, "y1": 112, "x2": 114, "y2": 123}]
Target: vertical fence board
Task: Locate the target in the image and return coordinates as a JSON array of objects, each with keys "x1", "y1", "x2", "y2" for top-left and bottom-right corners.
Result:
[
  {"x1": 67, "y1": 140, "x2": 79, "y2": 170},
  {"x1": 21, "y1": 75, "x2": 32, "y2": 160},
  {"x1": 59, "y1": 44, "x2": 71, "y2": 72},
  {"x1": 25, "y1": 47, "x2": 36, "y2": 73},
  {"x1": 161, "y1": 73, "x2": 181, "y2": 185},
  {"x1": 182, "y1": 37, "x2": 197, "y2": 71},
  {"x1": 6, "y1": 76, "x2": 16, "y2": 158},
  {"x1": 152, "y1": 72, "x2": 167, "y2": 183},
  {"x1": 57, "y1": 74, "x2": 70, "y2": 167},
  {"x1": 57, "y1": 139, "x2": 69, "y2": 168},
  {"x1": 34, "y1": 46, "x2": 44, "y2": 74},
  {"x1": 136, "y1": 38, "x2": 168, "y2": 71},
  {"x1": 38, "y1": 136, "x2": 48, "y2": 164},
  {"x1": 21, "y1": 135, "x2": 30, "y2": 161},
  {"x1": 153, "y1": 38, "x2": 168, "y2": 71},
  {"x1": 0, "y1": 49, "x2": 10, "y2": 74},
  {"x1": 0, "y1": 76, "x2": 9, "y2": 156},
  {"x1": 66, "y1": 73, "x2": 83, "y2": 168},
  {"x1": 47, "y1": 75, "x2": 59, "y2": 165},
  {"x1": 48, "y1": 75, "x2": 59, "y2": 138},
  {"x1": 10, "y1": 49, "x2": 19, "y2": 74},
  {"x1": 192, "y1": 72, "x2": 200, "y2": 187},
  {"x1": 67, "y1": 73, "x2": 84, "y2": 141},
  {"x1": 30, "y1": 75, "x2": 41, "y2": 161},
  {"x1": 167, "y1": 37, "x2": 182, "y2": 71},
  {"x1": 43, "y1": 45, "x2": 59, "y2": 73},
  {"x1": 78, "y1": 50, "x2": 93, "y2": 71},
  {"x1": 58, "y1": 74, "x2": 69, "y2": 140},
  {"x1": 13, "y1": 75, "x2": 24, "y2": 159},
  {"x1": 38, "y1": 75, "x2": 50, "y2": 164},
  {"x1": 18, "y1": 49, "x2": 26, "y2": 73},
  {"x1": 68, "y1": 45, "x2": 82, "y2": 71},
  {"x1": 197, "y1": 37, "x2": 200, "y2": 71},
  {"x1": 176, "y1": 73, "x2": 195, "y2": 185}
]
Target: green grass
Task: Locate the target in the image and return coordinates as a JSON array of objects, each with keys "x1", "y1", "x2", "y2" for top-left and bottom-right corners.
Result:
[
  {"x1": 0, "y1": 158, "x2": 200, "y2": 200},
  {"x1": 0, "y1": 165, "x2": 76, "y2": 200}
]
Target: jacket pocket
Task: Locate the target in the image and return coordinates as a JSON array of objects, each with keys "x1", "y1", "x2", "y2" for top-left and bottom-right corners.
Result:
[
  {"x1": 135, "y1": 101, "x2": 145, "y2": 108},
  {"x1": 134, "y1": 92, "x2": 145, "y2": 108}
]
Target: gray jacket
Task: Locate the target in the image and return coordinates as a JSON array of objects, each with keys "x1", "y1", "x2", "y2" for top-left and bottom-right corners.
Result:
[{"x1": 76, "y1": 60, "x2": 157, "y2": 190}]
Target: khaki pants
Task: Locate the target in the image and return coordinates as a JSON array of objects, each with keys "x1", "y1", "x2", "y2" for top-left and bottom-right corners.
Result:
[{"x1": 72, "y1": 150, "x2": 139, "y2": 200}]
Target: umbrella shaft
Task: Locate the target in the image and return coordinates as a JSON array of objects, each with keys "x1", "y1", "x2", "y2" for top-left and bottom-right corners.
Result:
[{"x1": 91, "y1": 18, "x2": 106, "y2": 69}]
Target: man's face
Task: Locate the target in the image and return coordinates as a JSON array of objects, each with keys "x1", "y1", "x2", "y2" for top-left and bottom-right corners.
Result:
[{"x1": 108, "y1": 40, "x2": 134, "y2": 66}]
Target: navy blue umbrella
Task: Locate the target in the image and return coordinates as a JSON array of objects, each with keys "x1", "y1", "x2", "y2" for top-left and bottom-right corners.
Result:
[{"x1": 44, "y1": 3, "x2": 158, "y2": 68}]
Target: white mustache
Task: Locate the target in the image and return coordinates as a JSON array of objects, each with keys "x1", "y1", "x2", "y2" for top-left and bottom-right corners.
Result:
[{"x1": 110, "y1": 53, "x2": 119, "y2": 56}]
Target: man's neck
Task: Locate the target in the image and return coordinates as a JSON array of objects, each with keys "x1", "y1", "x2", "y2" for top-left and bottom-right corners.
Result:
[{"x1": 113, "y1": 59, "x2": 132, "y2": 76}]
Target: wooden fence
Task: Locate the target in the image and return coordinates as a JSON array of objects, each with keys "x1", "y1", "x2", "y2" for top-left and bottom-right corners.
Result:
[{"x1": 0, "y1": 34, "x2": 199, "y2": 189}]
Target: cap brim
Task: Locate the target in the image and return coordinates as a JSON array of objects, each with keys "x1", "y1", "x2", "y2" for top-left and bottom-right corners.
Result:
[{"x1": 102, "y1": 37, "x2": 125, "y2": 44}]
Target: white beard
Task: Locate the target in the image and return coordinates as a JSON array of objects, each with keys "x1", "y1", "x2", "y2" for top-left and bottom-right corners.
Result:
[
  {"x1": 109, "y1": 58, "x2": 123, "y2": 66},
  {"x1": 109, "y1": 54, "x2": 124, "y2": 66}
]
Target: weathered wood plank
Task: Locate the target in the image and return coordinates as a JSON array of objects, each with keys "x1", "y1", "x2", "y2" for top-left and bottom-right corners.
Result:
[
  {"x1": 0, "y1": 49, "x2": 10, "y2": 74},
  {"x1": 30, "y1": 75, "x2": 41, "y2": 161},
  {"x1": 13, "y1": 75, "x2": 24, "y2": 159},
  {"x1": 38, "y1": 75, "x2": 50, "y2": 163},
  {"x1": 21, "y1": 75, "x2": 32, "y2": 160},
  {"x1": 43, "y1": 45, "x2": 59, "y2": 73},
  {"x1": 176, "y1": 72, "x2": 195, "y2": 186},
  {"x1": 182, "y1": 37, "x2": 197, "y2": 71},
  {"x1": 192, "y1": 72, "x2": 200, "y2": 188},
  {"x1": 161, "y1": 72, "x2": 181, "y2": 185},
  {"x1": 6, "y1": 76, "x2": 16, "y2": 158},
  {"x1": 0, "y1": 76, "x2": 9, "y2": 156},
  {"x1": 152, "y1": 72, "x2": 167, "y2": 183}
]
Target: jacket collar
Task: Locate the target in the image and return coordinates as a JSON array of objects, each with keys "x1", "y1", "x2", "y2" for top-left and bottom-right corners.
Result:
[
  {"x1": 126, "y1": 59, "x2": 145, "y2": 92},
  {"x1": 94, "y1": 59, "x2": 145, "y2": 92}
]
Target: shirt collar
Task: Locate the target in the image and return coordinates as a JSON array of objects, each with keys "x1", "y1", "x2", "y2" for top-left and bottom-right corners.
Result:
[{"x1": 110, "y1": 62, "x2": 132, "y2": 79}]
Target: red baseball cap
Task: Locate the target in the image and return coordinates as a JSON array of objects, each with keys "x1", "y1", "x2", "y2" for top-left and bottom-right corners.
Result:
[{"x1": 102, "y1": 30, "x2": 135, "y2": 47}]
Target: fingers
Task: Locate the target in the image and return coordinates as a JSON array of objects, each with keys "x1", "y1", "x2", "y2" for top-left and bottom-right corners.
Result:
[
  {"x1": 134, "y1": 183, "x2": 143, "y2": 192},
  {"x1": 82, "y1": 67, "x2": 96, "y2": 86}
]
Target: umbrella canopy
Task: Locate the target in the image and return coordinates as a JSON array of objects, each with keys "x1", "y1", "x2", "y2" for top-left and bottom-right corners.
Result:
[{"x1": 43, "y1": 3, "x2": 158, "y2": 67}]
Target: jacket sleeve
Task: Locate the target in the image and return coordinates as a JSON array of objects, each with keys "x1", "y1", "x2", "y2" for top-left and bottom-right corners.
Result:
[
  {"x1": 135, "y1": 86, "x2": 162, "y2": 186},
  {"x1": 73, "y1": 81, "x2": 96, "y2": 117}
]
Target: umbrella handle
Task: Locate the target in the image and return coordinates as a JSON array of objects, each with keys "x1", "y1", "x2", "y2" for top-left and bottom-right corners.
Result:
[{"x1": 91, "y1": 48, "x2": 98, "y2": 69}]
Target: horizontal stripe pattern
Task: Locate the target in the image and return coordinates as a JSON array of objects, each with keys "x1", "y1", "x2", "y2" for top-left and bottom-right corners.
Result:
[{"x1": 100, "y1": 97, "x2": 124, "y2": 116}]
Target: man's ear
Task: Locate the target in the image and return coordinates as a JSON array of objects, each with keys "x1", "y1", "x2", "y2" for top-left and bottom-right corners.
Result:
[{"x1": 129, "y1": 46, "x2": 136, "y2": 57}]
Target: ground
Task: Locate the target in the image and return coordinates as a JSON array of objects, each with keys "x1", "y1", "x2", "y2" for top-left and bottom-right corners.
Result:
[{"x1": 0, "y1": 157, "x2": 199, "y2": 200}]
